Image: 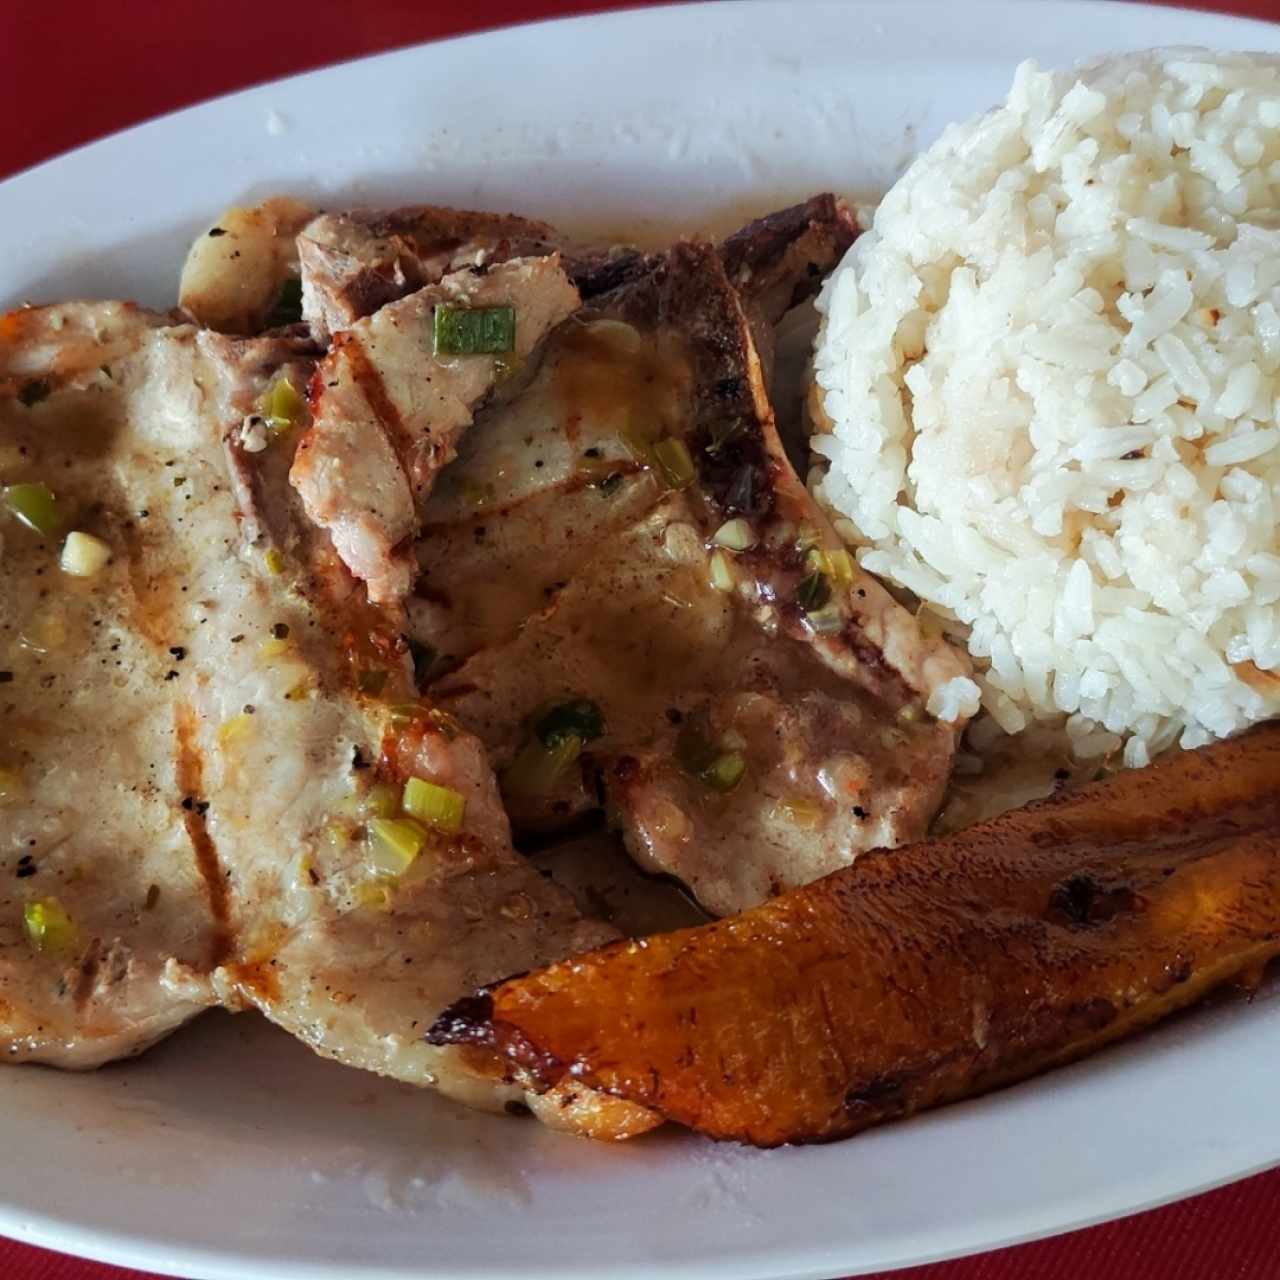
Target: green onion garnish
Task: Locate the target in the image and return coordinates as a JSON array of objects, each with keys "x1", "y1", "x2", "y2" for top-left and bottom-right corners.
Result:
[
  {"x1": 702, "y1": 751, "x2": 746, "y2": 793},
  {"x1": 652, "y1": 437, "x2": 695, "y2": 490},
  {"x1": 804, "y1": 605, "x2": 844, "y2": 635},
  {"x1": 265, "y1": 276, "x2": 303, "y2": 328},
  {"x1": 4, "y1": 483, "x2": 62, "y2": 536},
  {"x1": 402, "y1": 777, "x2": 466, "y2": 834},
  {"x1": 675, "y1": 725, "x2": 747, "y2": 793},
  {"x1": 262, "y1": 376, "x2": 305, "y2": 431},
  {"x1": 433, "y1": 305, "x2": 516, "y2": 356},
  {"x1": 23, "y1": 897, "x2": 77, "y2": 953},
  {"x1": 535, "y1": 699, "x2": 604, "y2": 749},
  {"x1": 796, "y1": 571, "x2": 831, "y2": 612},
  {"x1": 367, "y1": 817, "x2": 429, "y2": 876}
]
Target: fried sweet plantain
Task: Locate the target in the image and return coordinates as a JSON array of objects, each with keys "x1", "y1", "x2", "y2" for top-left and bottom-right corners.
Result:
[{"x1": 429, "y1": 722, "x2": 1280, "y2": 1146}]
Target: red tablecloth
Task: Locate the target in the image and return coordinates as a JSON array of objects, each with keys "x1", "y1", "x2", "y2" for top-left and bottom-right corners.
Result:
[{"x1": 2, "y1": 1, "x2": 1278, "y2": 1276}]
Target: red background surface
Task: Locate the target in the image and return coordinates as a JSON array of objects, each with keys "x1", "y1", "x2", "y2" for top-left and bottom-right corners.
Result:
[{"x1": 1, "y1": 1, "x2": 1278, "y2": 1276}]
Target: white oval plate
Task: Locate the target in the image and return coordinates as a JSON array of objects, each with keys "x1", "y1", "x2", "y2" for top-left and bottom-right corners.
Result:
[{"x1": 3, "y1": 3, "x2": 1280, "y2": 1277}]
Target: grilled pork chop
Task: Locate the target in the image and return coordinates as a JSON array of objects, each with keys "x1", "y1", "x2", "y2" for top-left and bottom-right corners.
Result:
[
  {"x1": 0, "y1": 301, "x2": 660, "y2": 1131},
  {"x1": 431, "y1": 722, "x2": 1280, "y2": 1146},
  {"x1": 420, "y1": 241, "x2": 972, "y2": 914},
  {"x1": 291, "y1": 255, "x2": 580, "y2": 603}
]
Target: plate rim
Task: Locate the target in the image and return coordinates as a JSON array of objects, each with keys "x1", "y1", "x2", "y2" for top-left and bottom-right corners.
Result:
[{"x1": 2, "y1": 2, "x2": 1280, "y2": 1277}]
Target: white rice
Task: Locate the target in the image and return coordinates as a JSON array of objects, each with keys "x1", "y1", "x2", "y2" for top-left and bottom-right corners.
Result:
[{"x1": 811, "y1": 49, "x2": 1280, "y2": 763}]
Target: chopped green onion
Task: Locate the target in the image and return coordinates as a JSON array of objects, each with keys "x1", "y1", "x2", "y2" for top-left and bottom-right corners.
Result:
[
  {"x1": 824, "y1": 547, "x2": 855, "y2": 585},
  {"x1": 676, "y1": 725, "x2": 747, "y2": 794},
  {"x1": 23, "y1": 897, "x2": 77, "y2": 953},
  {"x1": 264, "y1": 276, "x2": 303, "y2": 328},
  {"x1": 652, "y1": 437, "x2": 695, "y2": 490},
  {"x1": 709, "y1": 550, "x2": 735, "y2": 593},
  {"x1": 535, "y1": 699, "x2": 604, "y2": 748},
  {"x1": 712, "y1": 518, "x2": 755, "y2": 551},
  {"x1": 403, "y1": 777, "x2": 466, "y2": 833},
  {"x1": 357, "y1": 669, "x2": 388, "y2": 696},
  {"x1": 59, "y1": 530, "x2": 111, "y2": 577},
  {"x1": 503, "y1": 735, "x2": 582, "y2": 798},
  {"x1": 367, "y1": 816, "x2": 429, "y2": 875},
  {"x1": 4, "y1": 482, "x2": 61, "y2": 536},
  {"x1": 796, "y1": 571, "x2": 831, "y2": 612},
  {"x1": 354, "y1": 878, "x2": 395, "y2": 911},
  {"x1": 702, "y1": 751, "x2": 747, "y2": 793},
  {"x1": 804, "y1": 604, "x2": 845, "y2": 635},
  {"x1": 433, "y1": 305, "x2": 516, "y2": 356},
  {"x1": 262, "y1": 376, "x2": 305, "y2": 431}
]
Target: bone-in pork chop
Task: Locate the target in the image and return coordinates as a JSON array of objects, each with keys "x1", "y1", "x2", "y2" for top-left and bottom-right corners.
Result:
[{"x1": 421, "y1": 239, "x2": 973, "y2": 915}]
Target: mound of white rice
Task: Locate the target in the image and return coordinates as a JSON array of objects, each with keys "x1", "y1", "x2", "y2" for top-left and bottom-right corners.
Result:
[{"x1": 812, "y1": 49, "x2": 1280, "y2": 766}]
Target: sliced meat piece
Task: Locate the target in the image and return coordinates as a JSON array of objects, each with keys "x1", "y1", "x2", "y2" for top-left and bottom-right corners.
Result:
[
  {"x1": 434, "y1": 495, "x2": 956, "y2": 914},
  {"x1": 423, "y1": 239, "x2": 968, "y2": 915},
  {"x1": 0, "y1": 301, "x2": 652, "y2": 1130},
  {"x1": 430, "y1": 722, "x2": 1280, "y2": 1147},
  {"x1": 0, "y1": 303, "x2": 241, "y2": 1067},
  {"x1": 298, "y1": 206, "x2": 562, "y2": 343},
  {"x1": 289, "y1": 256, "x2": 580, "y2": 603},
  {"x1": 179, "y1": 197, "x2": 316, "y2": 335}
]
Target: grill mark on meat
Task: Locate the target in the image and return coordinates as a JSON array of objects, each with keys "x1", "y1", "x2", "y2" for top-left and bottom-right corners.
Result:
[
  {"x1": 72, "y1": 939, "x2": 103, "y2": 1011},
  {"x1": 334, "y1": 331, "x2": 418, "y2": 479},
  {"x1": 174, "y1": 703, "x2": 232, "y2": 966}
]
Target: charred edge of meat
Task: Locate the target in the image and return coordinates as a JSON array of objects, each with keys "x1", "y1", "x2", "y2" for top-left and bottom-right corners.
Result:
[
  {"x1": 718, "y1": 193, "x2": 858, "y2": 312},
  {"x1": 566, "y1": 246, "x2": 662, "y2": 300},
  {"x1": 424, "y1": 993, "x2": 567, "y2": 1087},
  {"x1": 335, "y1": 205, "x2": 560, "y2": 256}
]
